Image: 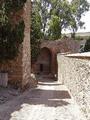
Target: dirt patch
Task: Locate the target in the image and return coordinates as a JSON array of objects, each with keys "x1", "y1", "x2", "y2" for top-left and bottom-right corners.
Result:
[{"x1": 0, "y1": 86, "x2": 21, "y2": 105}]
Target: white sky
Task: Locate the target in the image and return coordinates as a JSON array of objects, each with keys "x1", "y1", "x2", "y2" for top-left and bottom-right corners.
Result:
[
  {"x1": 77, "y1": 10, "x2": 90, "y2": 33},
  {"x1": 65, "y1": 0, "x2": 90, "y2": 33}
]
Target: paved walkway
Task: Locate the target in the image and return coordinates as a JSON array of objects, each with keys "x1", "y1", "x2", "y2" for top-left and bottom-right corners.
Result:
[{"x1": 0, "y1": 81, "x2": 86, "y2": 120}]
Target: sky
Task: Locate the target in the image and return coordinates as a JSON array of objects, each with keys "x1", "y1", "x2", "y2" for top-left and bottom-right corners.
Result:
[
  {"x1": 77, "y1": 10, "x2": 90, "y2": 33},
  {"x1": 65, "y1": 0, "x2": 90, "y2": 33},
  {"x1": 63, "y1": 10, "x2": 90, "y2": 33}
]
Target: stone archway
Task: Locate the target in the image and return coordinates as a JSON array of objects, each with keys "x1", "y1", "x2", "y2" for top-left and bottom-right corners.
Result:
[{"x1": 37, "y1": 47, "x2": 51, "y2": 74}]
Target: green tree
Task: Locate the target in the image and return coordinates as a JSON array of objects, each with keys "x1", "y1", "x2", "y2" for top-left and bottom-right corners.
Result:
[
  {"x1": 37, "y1": 0, "x2": 50, "y2": 39},
  {"x1": 48, "y1": 0, "x2": 72, "y2": 39},
  {"x1": 48, "y1": 15, "x2": 61, "y2": 40},
  {"x1": 70, "y1": 0, "x2": 90, "y2": 37},
  {"x1": 48, "y1": 0, "x2": 90, "y2": 40},
  {"x1": 31, "y1": 0, "x2": 43, "y2": 62},
  {"x1": 0, "y1": 0, "x2": 26, "y2": 61}
]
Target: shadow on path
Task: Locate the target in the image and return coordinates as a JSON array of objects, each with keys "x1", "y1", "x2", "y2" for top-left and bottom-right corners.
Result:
[{"x1": 0, "y1": 81, "x2": 71, "y2": 120}]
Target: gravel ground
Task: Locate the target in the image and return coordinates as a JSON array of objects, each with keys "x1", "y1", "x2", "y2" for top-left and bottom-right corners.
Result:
[
  {"x1": 0, "y1": 86, "x2": 20, "y2": 105},
  {"x1": 0, "y1": 80, "x2": 86, "y2": 120}
]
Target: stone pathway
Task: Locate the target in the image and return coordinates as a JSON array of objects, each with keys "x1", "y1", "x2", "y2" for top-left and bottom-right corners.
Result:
[
  {"x1": 0, "y1": 86, "x2": 20, "y2": 105},
  {"x1": 0, "y1": 81, "x2": 86, "y2": 120}
]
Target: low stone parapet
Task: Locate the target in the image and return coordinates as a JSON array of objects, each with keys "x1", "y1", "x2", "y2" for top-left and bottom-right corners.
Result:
[{"x1": 57, "y1": 52, "x2": 90, "y2": 120}]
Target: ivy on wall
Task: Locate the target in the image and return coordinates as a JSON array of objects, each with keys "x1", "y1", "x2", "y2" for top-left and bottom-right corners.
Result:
[
  {"x1": 0, "y1": 0, "x2": 26, "y2": 61},
  {"x1": 84, "y1": 37, "x2": 90, "y2": 52}
]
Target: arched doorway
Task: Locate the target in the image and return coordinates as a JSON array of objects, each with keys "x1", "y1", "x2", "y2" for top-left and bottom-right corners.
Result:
[{"x1": 37, "y1": 47, "x2": 51, "y2": 74}]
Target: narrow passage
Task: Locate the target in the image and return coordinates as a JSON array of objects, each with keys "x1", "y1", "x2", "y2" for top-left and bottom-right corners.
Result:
[{"x1": 0, "y1": 80, "x2": 86, "y2": 120}]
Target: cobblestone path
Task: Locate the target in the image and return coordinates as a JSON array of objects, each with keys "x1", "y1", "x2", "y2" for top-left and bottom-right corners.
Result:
[{"x1": 0, "y1": 81, "x2": 86, "y2": 120}]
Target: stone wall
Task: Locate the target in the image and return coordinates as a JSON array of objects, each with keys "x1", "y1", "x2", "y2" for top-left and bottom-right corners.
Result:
[
  {"x1": 0, "y1": 0, "x2": 32, "y2": 89},
  {"x1": 41, "y1": 38, "x2": 80, "y2": 53},
  {"x1": 22, "y1": 0, "x2": 31, "y2": 89},
  {"x1": 34, "y1": 38, "x2": 80, "y2": 76},
  {"x1": 0, "y1": 50, "x2": 22, "y2": 88},
  {"x1": 57, "y1": 52, "x2": 90, "y2": 119}
]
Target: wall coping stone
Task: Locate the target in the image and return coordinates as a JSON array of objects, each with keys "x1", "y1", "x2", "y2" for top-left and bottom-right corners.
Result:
[{"x1": 58, "y1": 52, "x2": 90, "y2": 59}]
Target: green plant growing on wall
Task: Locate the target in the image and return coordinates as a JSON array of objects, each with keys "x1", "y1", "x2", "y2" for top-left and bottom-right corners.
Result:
[
  {"x1": 84, "y1": 37, "x2": 90, "y2": 52},
  {"x1": 1, "y1": 0, "x2": 27, "y2": 13},
  {"x1": 0, "y1": 0, "x2": 26, "y2": 61},
  {"x1": 0, "y1": 20, "x2": 25, "y2": 60}
]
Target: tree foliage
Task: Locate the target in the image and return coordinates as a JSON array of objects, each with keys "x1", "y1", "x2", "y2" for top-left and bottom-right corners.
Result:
[
  {"x1": 48, "y1": 0, "x2": 90, "y2": 39},
  {"x1": 31, "y1": 0, "x2": 43, "y2": 62},
  {"x1": 0, "y1": 21, "x2": 25, "y2": 60},
  {"x1": 33, "y1": 0, "x2": 90, "y2": 40},
  {"x1": 0, "y1": 0, "x2": 26, "y2": 61},
  {"x1": 70, "y1": 0, "x2": 90, "y2": 33},
  {"x1": 48, "y1": 15, "x2": 61, "y2": 40}
]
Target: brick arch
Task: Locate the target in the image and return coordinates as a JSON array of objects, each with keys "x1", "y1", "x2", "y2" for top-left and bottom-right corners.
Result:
[{"x1": 37, "y1": 47, "x2": 52, "y2": 74}]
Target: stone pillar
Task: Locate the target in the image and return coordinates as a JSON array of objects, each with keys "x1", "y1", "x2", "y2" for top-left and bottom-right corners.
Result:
[{"x1": 21, "y1": 0, "x2": 31, "y2": 89}]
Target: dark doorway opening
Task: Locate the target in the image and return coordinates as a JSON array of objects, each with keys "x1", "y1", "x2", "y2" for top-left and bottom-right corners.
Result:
[
  {"x1": 40, "y1": 64, "x2": 43, "y2": 72},
  {"x1": 37, "y1": 47, "x2": 52, "y2": 75}
]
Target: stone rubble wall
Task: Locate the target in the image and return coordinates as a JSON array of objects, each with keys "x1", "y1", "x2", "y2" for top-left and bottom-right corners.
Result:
[
  {"x1": 41, "y1": 38, "x2": 80, "y2": 53},
  {"x1": 22, "y1": 0, "x2": 31, "y2": 89},
  {"x1": 34, "y1": 38, "x2": 80, "y2": 75},
  {"x1": 57, "y1": 52, "x2": 90, "y2": 120},
  {"x1": 0, "y1": 0, "x2": 33, "y2": 89},
  {"x1": 0, "y1": 50, "x2": 22, "y2": 88}
]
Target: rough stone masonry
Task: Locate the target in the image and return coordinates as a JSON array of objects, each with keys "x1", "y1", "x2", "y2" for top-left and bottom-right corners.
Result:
[
  {"x1": 0, "y1": 0, "x2": 33, "y2": 89},
  {"x1": 57, "y1": 52, "x2": 90, "y2": 120}
]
